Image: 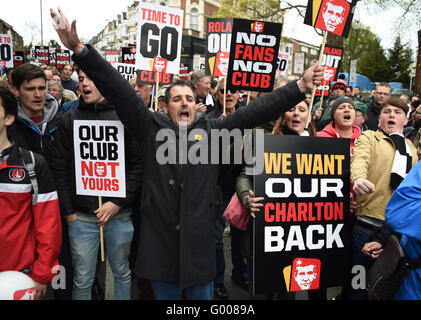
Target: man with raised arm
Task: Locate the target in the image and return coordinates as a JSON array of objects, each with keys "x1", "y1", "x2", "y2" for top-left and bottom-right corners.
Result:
[{"x1": 50, "y1": 7, "x2": 324, "y2": 300}]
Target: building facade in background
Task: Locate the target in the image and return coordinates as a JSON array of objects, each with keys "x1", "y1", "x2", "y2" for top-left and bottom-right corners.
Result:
[{"x1": 0, "y1": 19, "x2": 24, "y2": 50}]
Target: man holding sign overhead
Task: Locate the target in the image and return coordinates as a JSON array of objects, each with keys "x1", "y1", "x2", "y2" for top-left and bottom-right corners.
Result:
[
  {"x1": 51, "y1": 7, "x2": 323, "y2": 300},
  {"x1": 50, "y1": 68, "x2": 143, "y2": 300}
]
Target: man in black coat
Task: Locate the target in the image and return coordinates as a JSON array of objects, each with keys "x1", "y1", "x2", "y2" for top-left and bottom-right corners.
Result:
[
  {"x1": 51, "y1": 7, "x2": 324, "y2": 300},
  {"x1": 364, "y1": 82, "x2": 391, "y2": 131},
  {"x1": 50, "y1": 68, "x2": 143, "y2": 300}
]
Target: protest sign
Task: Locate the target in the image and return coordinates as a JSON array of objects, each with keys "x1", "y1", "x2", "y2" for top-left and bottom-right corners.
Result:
[
  {"x1": 122, "y1": 46, "x2": 136, "y2": 64},
  {"x1": 315, "y1": 45, "x2": 343, "y2": 97},
  {"x1": 49, "y1": 48, "x2": 56, "y2": 63},
  {"x1": 113, "y1": 63, "x2": 137, "y2": 81},
  {"x1": 304, "y1": 0, "x2": 358, "y2": 38},
  {"x1": 253, "y1": 135, "x2": 351, "y2": 295},
  {"x1": 73, "y1": 120, "x2": 126, "y2": 198},
  {"x1": 105, "y1": 49, "x2": 120, "y2": 64},
  {"x1": 13, "y1": 51, "x2": 25, "y2": 68},
  {"x1": 35, "y1": 46, "x2": 50, "y2": 65},
  {"x1": 136, "y1": 70, "x2": 173, "y2": 86},
  {"x1": 276, "y1": 52, "x2": 290, "y2": 76},
  {"x1": 136, "y1": 2, "x2": 183, "y2": 75},
  {"x1": 56, "y1": 49, "x2": 71, "y2": 70},
  {"x1": 179, "y1": 64, "x2": 189, "y2": 80},
  {"x1": 293, "y1": 52, "x2": 305, "y2": 75},
  {"x1": 0, "y1": 34, "x2": 13, "y2": 68},
  {"x1": 205, "y1": 18, "x2": 233, "y2": 77},
  {"x1": 226, "y1": 19, "x2": 282, "y2": 92},
  {"x1": 193, "y1": 54, "x2": 205, "y2": 71}
]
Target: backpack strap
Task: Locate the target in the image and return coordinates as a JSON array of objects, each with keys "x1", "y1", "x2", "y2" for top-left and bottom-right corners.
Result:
[{"x1": 19, "y1": 147, "x2": 38, "y2": 205}]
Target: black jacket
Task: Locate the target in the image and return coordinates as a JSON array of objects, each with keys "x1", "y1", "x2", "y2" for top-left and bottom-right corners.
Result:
[
  {"x1": 50, "y1": 97, "x2": 143, "y2": 217},
  {"x1": 364, "y1": 100, "x2": 381, "y2": 131},
  {"x1": 206, "y1": 100, "x2": 243, "y2": 197},
  {"x1": 73, "y1": 45, "x2": 306, "y2": 289}
]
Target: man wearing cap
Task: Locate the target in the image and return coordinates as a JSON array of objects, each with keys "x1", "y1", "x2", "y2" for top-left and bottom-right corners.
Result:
[
  {"x1": 317, "y1": 96, "x2": 361, "y2": 156},
  {"x1": 350, "y1": 97, "x2": 417, "y2": 299},
  {"x1": 353, "y1": 101, "x2": 368, "y2": 132},
  {"x1": 129, "y1": 76, "x2": 152, "y2": 110},
  {"x1": 364, "y1": 82, "x2": 391, "y2": 131},
  {"x1": 317, "y1": 95, "x2": 361, "y2": 300},
  {"x1": 157, "y1": 86, "x2": 169, "y2": 113}
]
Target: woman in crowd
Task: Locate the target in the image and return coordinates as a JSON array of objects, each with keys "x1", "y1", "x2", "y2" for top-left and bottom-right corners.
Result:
[{"x1": 235, "y1": 100, "x2": 317, "y2": 299}]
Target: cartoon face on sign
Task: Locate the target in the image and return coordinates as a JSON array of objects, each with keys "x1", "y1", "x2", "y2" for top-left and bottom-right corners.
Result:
[
  {"x1": 214, "y1": 51, "x2": 229, "y2": 77},
  {"x1": 95, "y1": 162, "x2": 107, "y2": 177},
  {"x1": 323, "y1": 65, "x2": 336, "y2": 83},
  {"x1": 290, "y1": 258, "x2": 321, "y2": 291},
  {"x1": 152, "y1": 57, "x2": 168, "y2": 73},
  {"x1": 252, "y1": 21, "x2": 264, "y2": 33},
  {"x1": 315, "y1": 0, "x2": 350, "y2": 36}
]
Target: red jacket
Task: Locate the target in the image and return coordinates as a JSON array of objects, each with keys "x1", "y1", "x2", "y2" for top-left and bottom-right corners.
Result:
[
  {"x1": 317, "y1": 122, "x2": 361, "y2": 223},
  {"x1": 0, "y1": 145, "x2": 62, "y2": 284},
  {"x1": 317, "y1": 122, "x2": 361, "y2": 157}
]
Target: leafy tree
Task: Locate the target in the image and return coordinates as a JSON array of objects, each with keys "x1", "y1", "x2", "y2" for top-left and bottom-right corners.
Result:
[
  {"x1": 48, "y1": 39, "x2": 62, "y2": 50},
  {"x1": 387, "y1": 36, "x2": 413, "y2": 88},
  {"x1": 340, "y1": 23, "x2": 391, "y2": 82}
]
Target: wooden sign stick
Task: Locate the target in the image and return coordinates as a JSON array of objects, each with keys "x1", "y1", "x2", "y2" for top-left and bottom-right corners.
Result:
[
  {"x1": 306, "y1": 30, "x2": 327, "y2": 129},
  {"x1": 98, "y1": 196, "x2": 105, "y2": 263},
  {"x1": 155, "y1": 73, "x2": 160, "y2": 112},
  {"x1": 223, "y1": 79, "x2": 227, "y2": 115}
]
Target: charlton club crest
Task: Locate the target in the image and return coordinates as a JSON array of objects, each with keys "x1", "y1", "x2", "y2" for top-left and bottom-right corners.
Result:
[{"x1": 9, "y1": 168, "x2": 25, "y2": 182}]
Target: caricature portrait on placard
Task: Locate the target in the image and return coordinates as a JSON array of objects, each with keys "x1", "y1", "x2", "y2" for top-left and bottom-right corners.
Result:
[{"x1": 315, "y1": 0, "x2": 350, "y2": 36}]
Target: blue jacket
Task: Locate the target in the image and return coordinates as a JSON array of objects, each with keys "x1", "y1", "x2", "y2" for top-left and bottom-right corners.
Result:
[{"x1": 385, "y1": 160, "x2": 421, "y2": 300}]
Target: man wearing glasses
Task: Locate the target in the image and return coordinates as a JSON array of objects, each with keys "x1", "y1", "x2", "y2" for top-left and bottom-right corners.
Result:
[{"x1": 364, "y1": 82, "x2": 391, "y2": 131}]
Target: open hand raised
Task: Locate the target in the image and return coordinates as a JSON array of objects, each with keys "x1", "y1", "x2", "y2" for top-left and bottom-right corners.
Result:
[{"x1": 50, "y1": 7, "x2": 85, "y2": 54}]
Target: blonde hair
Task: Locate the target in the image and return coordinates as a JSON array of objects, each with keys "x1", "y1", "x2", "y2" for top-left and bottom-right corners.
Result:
[{"x1": 272, "y1": 100, "x2": 316, "y2": 136}]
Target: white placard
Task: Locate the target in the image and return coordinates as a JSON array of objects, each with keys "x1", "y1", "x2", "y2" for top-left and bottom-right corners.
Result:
[
  {"x1": 136, "y1": 2, "x2": 183, "y2": 75},
  {"x1": 0, "y1": 34, "x2": 13, "y2": 68},
  {"x1": 113, "y1": 62, "x2": 138, "y2": 81},
  {"x1": 277, "y1": 52, "x2": 290, "y2": 76},
  {"x1": 294, "y1": 52, "x2": 305, "y2": 75},
  {"x1": 73, "y1": 120, "x2": 126, "y2": 198}
]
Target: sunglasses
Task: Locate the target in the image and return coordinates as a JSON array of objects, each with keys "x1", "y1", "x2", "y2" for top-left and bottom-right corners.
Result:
[{"x1": 219, "y1": 88, "x2": 238, "y2": 94}]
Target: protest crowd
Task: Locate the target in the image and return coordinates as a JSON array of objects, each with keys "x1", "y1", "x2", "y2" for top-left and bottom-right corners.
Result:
[{"x1": 0, "y1": 1, "x2": 421, "y2": 301}]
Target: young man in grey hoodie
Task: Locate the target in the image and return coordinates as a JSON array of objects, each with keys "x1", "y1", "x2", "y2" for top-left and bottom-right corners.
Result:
[{"x1": 9, "y1": 63, "x2": 62, "y2": 161}]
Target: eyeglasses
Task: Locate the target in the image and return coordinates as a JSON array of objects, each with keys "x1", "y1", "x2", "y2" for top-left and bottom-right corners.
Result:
[
  {"x1": 219, "y1": 88, "x2": 238, "y2": 95},
  {"x1": 415, "y1": 111, "x2": 421, "y2": 115}
]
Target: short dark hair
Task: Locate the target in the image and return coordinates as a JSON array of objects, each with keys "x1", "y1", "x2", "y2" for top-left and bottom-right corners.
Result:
[
  {"x1": 0, "y1": 87, "x2": 18, "y2": 118},
  {"x1": 382, "y1": 97, "x2": 409, "y2": 115},
  {"x1": 164, "y1": 79, "x2": 194, "y2": 104},
  {"x1": 11, "y1": 63, "x2": 46, "y2": 89},
  {"x1": 63, "y1": 63, "x2": 74, "y2": 72}
]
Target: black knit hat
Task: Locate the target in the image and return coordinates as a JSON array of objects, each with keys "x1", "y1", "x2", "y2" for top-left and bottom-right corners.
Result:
[{"x1": 330, "y1": 96, "x2": 355, "y2": 121}]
